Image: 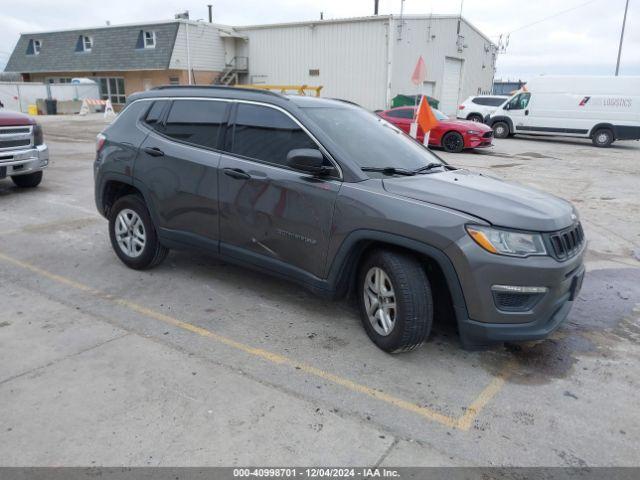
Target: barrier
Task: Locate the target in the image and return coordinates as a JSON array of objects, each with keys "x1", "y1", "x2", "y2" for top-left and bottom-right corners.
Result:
[{"x1": 79, "y1": 98, "x2": 115, "y2": 119}]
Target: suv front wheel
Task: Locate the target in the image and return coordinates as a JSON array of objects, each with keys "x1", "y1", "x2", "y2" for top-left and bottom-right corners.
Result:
[
  {"x1": 357, "y1": 250, "x2": 433, "y2": 353},
  {"x1": 109, "y1": 194, "x2": 168, "y2": 270}
]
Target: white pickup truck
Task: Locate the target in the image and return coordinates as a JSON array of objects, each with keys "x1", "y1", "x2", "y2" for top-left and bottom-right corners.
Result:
[{"x1": 0, "y1": 110, "x2": 49, "y2": 187}]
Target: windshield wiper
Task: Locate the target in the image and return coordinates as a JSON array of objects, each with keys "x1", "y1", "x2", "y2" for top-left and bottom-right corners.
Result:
[
  {"x1": 411, "y1": 162, "x2": 447, "y2": 174},
  {"x1": 361, "y1": 166, "x2": 416, "y2": 176}
]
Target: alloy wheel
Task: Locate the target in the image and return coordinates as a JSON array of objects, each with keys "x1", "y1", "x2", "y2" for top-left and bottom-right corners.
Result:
[
  {"x1": 115, "y1": 208, "x2": 146, "y2": 258},
  {"x1": 363, "y1": 267, "x2": 397, "y2": 336}
]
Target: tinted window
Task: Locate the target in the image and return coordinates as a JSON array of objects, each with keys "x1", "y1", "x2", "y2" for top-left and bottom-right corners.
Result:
[
  {"x1": 486, "y1": 97, "x2": 507, "y2": 106},
  {"x1": 231, "y1": 104, "x2": 317, "y2": 167},
  {"x1": 472, "y1": 97, "x2": 506, "y2": 107},
  {"x1": 164, "y1": 100, "x2": 227, "y2": 149},
  {"x1": 144, "y1": 100, "x2": 168, "y2": 129},
  {"x1": 386, "y1": 109, "x2": 414, "y2": 119},
  {"x1": 507, "y1": 93, "x2": 531, "y2": 110},
  {"x1": 303, "y1": 105, "x2": 444, "y2": 173}
]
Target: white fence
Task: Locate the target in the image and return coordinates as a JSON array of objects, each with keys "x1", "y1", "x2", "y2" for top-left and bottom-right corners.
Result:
[{"x1": 0, "y1": 82, "x2": 100, "y2": 113}]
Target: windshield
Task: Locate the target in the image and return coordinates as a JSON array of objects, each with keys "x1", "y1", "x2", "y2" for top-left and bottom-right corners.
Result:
[
  {"x1": 432, "y1": 109, "x2": 448, "y2": 121},
  {"x1": 302, "y1": 106, "x2": 444, "y2": 173}
]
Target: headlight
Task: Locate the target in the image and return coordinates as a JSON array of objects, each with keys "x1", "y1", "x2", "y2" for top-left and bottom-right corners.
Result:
[
  {"x1": 467, "y1": 130, "x2": 481, "y2": 135},
  {"x1": 466, "y1": 225, "x2": 547, "y2": 257}
]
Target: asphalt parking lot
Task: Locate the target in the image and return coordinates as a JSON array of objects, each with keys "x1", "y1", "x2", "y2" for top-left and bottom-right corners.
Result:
[{"x1": 1, "y1": 114, "x2": 639, "y2": 466}]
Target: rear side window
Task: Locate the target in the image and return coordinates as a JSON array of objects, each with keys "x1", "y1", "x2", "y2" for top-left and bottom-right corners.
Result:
[
  {"x1": 163, "y1": 100, "x2": 227, "y2": 149},
  {"x1": 386, "y1": 109, "x2": 414, "y2": 119},
  {"x1": 472, "y1": 97, "x2": 506, "y2": 107},
  {"x1": 144, "y1": 100, "x2": 169, "y2": 130},
  {"x1": 230, "y1": 104, "x2": 317, "y2": 167}
]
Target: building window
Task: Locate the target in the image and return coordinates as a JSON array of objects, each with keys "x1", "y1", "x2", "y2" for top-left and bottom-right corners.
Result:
[
  {"x1": 98, "y1": 77, "x2": 126, "y2": 104},
  {"x1": 46, "y1": 77, "x2": 72, "y2": 84},
  {"x1": 27, "y1": 39, "x2": 42, "y2": 55},
  {"x1": 75, "y1": 35, "x2": 93, "y2": 53},
  {"x1": 169, "y1": 76, "x2": 180, "y2": 85},
  {"x1": 144, "y1": 31, "x2": 156, "y2": 48},
  {"x1": 83, "y1": 36, "x2": 93, "y2": 52}
]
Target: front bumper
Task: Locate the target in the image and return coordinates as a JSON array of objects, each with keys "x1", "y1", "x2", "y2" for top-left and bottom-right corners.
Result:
[
  {"x1": 445, "y1": 232, "x2": 585, "y2": 347},
  {"x1": 0, "y1": 144, "x2": 49, "y2": 177},
  {"x1": 466, "y1": 135, "x2": 493, "y2": 149}
]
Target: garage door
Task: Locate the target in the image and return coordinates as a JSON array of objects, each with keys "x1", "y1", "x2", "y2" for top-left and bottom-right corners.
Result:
[{"x1": 440, "y1": 58, "x2": 463, "y2": 116}]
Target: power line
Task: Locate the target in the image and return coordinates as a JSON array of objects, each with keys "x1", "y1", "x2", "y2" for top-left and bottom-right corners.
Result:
[{"x1": 507, "y1": 0, "x2": 603, "y2": 34}]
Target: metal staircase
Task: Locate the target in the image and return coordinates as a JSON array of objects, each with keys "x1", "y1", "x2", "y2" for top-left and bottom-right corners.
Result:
[{"x1": 214, "y1": 56, "x2": 248, "y2": 86}]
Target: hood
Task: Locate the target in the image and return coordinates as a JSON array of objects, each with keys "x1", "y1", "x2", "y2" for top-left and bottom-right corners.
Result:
[
  {"x1": 0, "y1": 110, "x2": 35, "y2": 127},
  {"x1": 383, "y1": 169, "x2": 576, "y2": 232},
  {"x1": 439, "y1": 118, "x2": 492, "y2": 131}
]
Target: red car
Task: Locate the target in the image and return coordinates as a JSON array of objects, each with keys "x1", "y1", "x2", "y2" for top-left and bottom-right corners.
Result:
[{"x1": 377, "y1": 106, "x2": 494, "y2": 153}]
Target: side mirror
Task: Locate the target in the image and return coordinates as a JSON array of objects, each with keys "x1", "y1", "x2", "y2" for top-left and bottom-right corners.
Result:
[
  {"x1": 286, "y1": 148, "x2": 332, "y2": 175},
  {"x1": 504, "y1": 104, "x2": 510, "y2": 110}
]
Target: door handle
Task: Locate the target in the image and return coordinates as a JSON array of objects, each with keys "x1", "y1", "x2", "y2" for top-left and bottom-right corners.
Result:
[
  {"x1": 223, "y1": 168, "x2": 251, "y2": 180},
  {"x1": 525, "y1": 110, "x2": 529, "y2": 116},
  {"x1": 142, "y1": 147, "x2": 164, "y2": 157}
]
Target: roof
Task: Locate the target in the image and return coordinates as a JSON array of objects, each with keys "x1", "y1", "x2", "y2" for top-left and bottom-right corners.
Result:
[
  {"x1": 237, "y1": 14, "x2": 496, "y2": 46},
  {"x1": 4, "y1": 22, "x2": 181, "y2": 73}
]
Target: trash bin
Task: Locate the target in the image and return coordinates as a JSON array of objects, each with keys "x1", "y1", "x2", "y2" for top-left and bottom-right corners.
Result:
[{"x1": 45, "y1": 99, "x2": 58, "y2": 115}]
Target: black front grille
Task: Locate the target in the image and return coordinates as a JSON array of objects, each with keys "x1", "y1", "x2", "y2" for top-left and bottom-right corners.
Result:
[
  {"x1": 482, "y1": 131, "x2": 494, "y2": 138},
  {"x1": 493, "y1": 291, "x2": 543, "y2": 312},
  {"x1": 548, "y1": 223, "x2": 585, "y2": 260},
  {"x1": 0, "y1": 127, "x2": 30, "y2": 135},
  {"x1": 0, "y1": 139, "x2": 31, "y2": 149}
]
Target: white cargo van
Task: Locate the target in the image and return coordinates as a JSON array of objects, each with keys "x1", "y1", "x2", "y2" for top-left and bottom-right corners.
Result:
[{"x1": 487, "y1": 75, "x2": 640, "y2": 147}]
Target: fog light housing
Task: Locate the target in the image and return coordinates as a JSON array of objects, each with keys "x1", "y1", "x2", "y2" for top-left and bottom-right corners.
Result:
[{"x1": 491, "y1": 285, "x2": 547, "y2": 312}]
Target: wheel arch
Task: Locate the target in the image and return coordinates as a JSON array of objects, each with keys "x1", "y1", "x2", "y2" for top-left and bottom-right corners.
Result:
[
  {"x1": 101, "y1": 178, "x2": 143, "y2": 219},
  {"x1": 488, "y1": 115, "x2": 513, "y2": 133},
  {"x1": 589, "y1": 122, "x2": 615, "y2": 139},
  {"x1": 326, "y1": 231, "x2": 469, "y2": 329}
]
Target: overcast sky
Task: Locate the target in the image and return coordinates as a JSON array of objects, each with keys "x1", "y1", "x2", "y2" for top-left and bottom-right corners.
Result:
[{"x1": 1, "y1": 0, "x2": 638, "y2": 79}]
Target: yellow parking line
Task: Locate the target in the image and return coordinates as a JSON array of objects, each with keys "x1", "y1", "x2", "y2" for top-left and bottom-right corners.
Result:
[{"x1": 0, "y1": 251, "x2": 511, "y2": 431}]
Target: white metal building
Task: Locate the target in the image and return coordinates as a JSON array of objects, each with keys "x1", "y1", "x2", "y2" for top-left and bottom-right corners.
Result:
[{"x1": 230, "y1": 15, "x2": 497, "y2": 114}]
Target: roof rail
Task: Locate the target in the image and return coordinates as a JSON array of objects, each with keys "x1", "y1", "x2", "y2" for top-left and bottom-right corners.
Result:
[{"x1": 150, "y1": 84, "x2": 286, "y2": 98}]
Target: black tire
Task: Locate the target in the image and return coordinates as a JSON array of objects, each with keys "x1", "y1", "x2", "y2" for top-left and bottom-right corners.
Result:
[
  {"x1": 357, "y1": 249, "x2": 433, "y2": 353},
  {"x1": 442, "y1": 131, "x2": 465, "y2": 153},
  {"x1": 11, "y1": 171, "x2": 42, "y2": 188},
  {"x1": 109, "y1": 194, "x2": 168, "y2": 270},
  {"x1": 492, "y1": 121, "x2": 510, "y2": 139},
  {"x1": 467, "y1": 113, "x2": 484, "y2": 123},
  {"x1": 592, "y1": 128, "x2": 614, "y2": 147}
]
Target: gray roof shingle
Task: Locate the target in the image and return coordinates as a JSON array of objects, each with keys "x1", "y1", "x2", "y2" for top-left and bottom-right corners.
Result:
[{"x1": 5, "y1": 23, "x2": 179, "y2": 73}]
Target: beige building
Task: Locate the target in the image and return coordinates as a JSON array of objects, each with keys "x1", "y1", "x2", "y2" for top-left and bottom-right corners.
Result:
[{"x1": 5, "y1": 19, "x2": 241, "y2": 108}]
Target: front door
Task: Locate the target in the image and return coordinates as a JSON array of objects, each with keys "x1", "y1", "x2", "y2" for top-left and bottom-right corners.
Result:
[
  {"x1": 218, "y1": 102, "x2": 341, "y2": 279},
  {"x1": 135, "y1": 98, "x2": 230, "y2": 244},
  {"x1": 506, "y1": 92, "x2": 532, "y2": 133}
]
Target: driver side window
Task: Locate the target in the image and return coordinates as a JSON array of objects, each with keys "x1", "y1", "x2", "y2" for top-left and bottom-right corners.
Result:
[{"x1": 507, "y1": 93, "x2": 531, "y2": 110}]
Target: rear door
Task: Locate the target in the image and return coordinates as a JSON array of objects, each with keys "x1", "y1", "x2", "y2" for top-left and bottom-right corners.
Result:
[
  {"x1": 135, "y1": 98, "x2": 229, "y2": 244},
  {"x1": 218, "y1": 102, "x2": 341, "y2": 279}
]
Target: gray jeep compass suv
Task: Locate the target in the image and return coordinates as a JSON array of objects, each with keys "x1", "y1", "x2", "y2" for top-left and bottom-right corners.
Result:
[{"x1": 94, "y1": 86, "x2": 585, "y2": 352}]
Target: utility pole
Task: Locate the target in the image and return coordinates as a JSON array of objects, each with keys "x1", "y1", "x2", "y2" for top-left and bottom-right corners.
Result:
[{"x1": 615, "y1": 0, "x2": 630, "y2": 75}]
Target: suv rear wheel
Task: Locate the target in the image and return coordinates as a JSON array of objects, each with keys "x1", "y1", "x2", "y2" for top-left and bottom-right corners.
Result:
[
  {"x1": 11, "y1": 171, "x2": 42, "y2": 188},
  {"x1": 357, "y1": 250, "x2": 433, "y2": 353},
  {"x1": 109, "y1": 194, "x2": 168, "y2": 270},
  {"x1": 467, "y1": 113, "x2": 483, "y2": 123}
]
